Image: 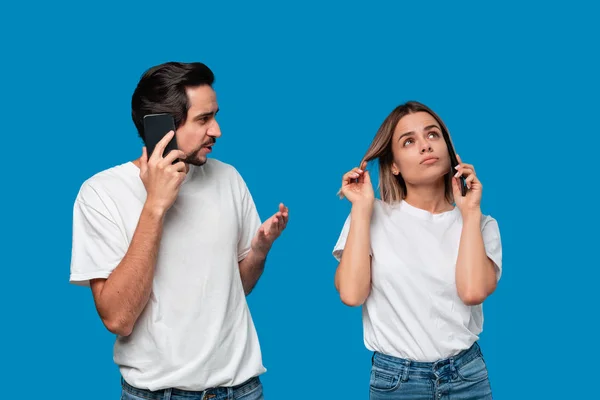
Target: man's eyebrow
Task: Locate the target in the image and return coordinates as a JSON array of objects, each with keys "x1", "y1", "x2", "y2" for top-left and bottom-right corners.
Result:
[{"x1": 193, "y1": 108, "x2": 220, "y2": 120}]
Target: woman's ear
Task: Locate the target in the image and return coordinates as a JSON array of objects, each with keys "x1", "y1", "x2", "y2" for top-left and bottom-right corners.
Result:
[{"x1": 391, "y1": 162, "x2": 399, "y2": 176}]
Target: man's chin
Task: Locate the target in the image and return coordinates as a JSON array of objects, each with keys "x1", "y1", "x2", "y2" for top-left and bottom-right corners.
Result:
[{"x1": 184, "y1": 156, "x2": 208, "y2": 166}]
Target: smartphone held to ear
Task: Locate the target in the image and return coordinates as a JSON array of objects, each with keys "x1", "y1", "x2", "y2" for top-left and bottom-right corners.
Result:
[
  {"x1": 143, "y1": 113, "x2": 179, "y2": 159},
  {"x1": 442, "y1": 132, "x2": 467, "y2": 197}
]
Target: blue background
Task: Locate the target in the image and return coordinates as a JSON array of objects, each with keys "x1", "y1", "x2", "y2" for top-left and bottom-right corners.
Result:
[{"x1": 2, "y1": 1, "x2": 598, "y2": 399}]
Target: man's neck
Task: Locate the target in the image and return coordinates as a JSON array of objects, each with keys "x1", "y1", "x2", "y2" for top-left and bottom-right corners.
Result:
[{"x1": 131, "y1": 158, "x2": 190, "y2": 173}]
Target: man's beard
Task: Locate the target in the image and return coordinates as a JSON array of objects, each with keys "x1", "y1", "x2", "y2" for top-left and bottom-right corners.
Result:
[
  {"x1": 182, "y1": 150, "x2": 206, "y2": 166},
  {"x1": 182, "y1": 140, "x2": 215, "y2": 166}
]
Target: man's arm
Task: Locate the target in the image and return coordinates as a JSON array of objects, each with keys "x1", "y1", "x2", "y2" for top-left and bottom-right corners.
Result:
[
  {"x1": 90, "y1": 206, "x2": 165, "y2": 336},
  {"x1": 239, "y1": 203, "x2": 288, "y2": 295},
  {"x1": 238, "y1": 249, "x2": 267, "y2": 295},
  {"x1": 88, "y1": 134, "x2": 187, "y2": 336}
]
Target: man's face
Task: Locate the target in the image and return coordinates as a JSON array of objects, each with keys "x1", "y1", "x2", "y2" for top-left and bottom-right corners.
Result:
[{"x1": 176, "y1": 85, "x2": 221, "y2": 166}]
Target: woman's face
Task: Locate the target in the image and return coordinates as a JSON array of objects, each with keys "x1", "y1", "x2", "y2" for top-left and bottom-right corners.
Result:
[{"x1": 390, "y1": 111, "x2": 451, "y2": 185}]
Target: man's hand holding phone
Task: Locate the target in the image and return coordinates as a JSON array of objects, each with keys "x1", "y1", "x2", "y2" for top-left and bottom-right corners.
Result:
[{"x1": 139, "y1": 130, "x2": 187, "y2": 215}]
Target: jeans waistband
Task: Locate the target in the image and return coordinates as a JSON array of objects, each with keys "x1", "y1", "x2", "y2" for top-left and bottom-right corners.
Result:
[
  {"x1": 372, "y1": 342, "x2": 482, "y2": 373},
  {"x1": 121, "y1": 375, "x2": 261, "y2": 400}
]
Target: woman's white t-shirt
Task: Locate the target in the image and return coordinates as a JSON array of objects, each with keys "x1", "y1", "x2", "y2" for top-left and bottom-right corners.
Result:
[{"x1": 332, "y1": 199, "x2": 502, "y2": 362}]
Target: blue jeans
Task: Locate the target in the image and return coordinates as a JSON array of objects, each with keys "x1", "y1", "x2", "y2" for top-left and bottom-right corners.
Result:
[
  {"x1": 369, "y1": 342, "x2": 493, "y2": 400},
  {"x1": 120, "y1": 376, "x2": 264, "y2": 400}
]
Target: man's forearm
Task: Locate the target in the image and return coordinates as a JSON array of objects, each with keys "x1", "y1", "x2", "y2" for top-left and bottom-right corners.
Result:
[
  {"x1": 94, "y1": 205, "x2": 165, "y2": 336},
  {"x1": 239, "y1": 249, "x2": 267, "y2": 295}
]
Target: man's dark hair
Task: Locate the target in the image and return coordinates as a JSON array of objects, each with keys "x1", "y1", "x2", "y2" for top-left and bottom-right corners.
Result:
[{"x1": 131, "y1": 62, "x2": 215, "y2": 140}]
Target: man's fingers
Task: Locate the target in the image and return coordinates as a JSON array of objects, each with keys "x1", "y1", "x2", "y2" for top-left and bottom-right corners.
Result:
[
  {"x1": 151, "y1": 130, "x2": 175, "y2": 161},
  {"x1": 269, "y1": 211, "x2": 287, "y2": 234},
  {"x1": 258, "y1": 225, "x2": 266, "y2": 237},
  {"x1": 161, "y1": 149, "x2": 185, "y2": 166},
  {"x1": 140, "y1": 147, "x2": 148, "y2": 173},
  {"x1": 271, "y1": 214, "x2": 281, "y2": 231},
  {"x1": 279, "y1": 203, "x2": 289, "y2": 222},
  {"x1": 279, "y1": 203, "x2": 287, "y2": 213},
  {"x1": 171, "y1": 161, "x2": 186, "y2": 173}
]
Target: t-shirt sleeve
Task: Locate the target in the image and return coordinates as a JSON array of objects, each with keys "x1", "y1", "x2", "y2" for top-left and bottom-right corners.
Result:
[
  {"x1": 69, "y1": 184, "x2": 128, "y2": 287},
  {"x1": 481, "y1": 215, "x2": 503, "y2": 281},
  {"x1": 332, "y1": 214, "x2": 352, "y2": 262},
  {"x1": 235, "y1": 171, "x2": 262, "y2": 262}
]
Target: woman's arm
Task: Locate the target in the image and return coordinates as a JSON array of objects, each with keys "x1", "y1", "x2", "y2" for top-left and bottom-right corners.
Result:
[
  {"x1": 335, "y1": 204, "x2": 373, "y2": 306},
  {"x1": 452, "y1": 156, "x2": 499, "y2": 306},
  {"x1": 335, "y1": 165, "x2": 375, "y2": 307},
  {"x1": 455, "y1": 210, "x2": 498, "y2": 305}
]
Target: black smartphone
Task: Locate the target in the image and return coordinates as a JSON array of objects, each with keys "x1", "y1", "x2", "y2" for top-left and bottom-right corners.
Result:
[
  {"x1": 143, "y1": 113, "x2": 179, "y2": 159},
  {"x1": 442, "y1": 131, "x2": 467, "y2": 196}
]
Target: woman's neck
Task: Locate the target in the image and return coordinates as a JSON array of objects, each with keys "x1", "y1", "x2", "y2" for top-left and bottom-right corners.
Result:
[{"x1": 404, "y1": 181, "x2": 453, "y2": 214}]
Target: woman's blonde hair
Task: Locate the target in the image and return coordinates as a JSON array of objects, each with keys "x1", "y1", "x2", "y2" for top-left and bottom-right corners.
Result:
[{"x1": 361, "y1": 101, "x2": 455, "y2": 205}]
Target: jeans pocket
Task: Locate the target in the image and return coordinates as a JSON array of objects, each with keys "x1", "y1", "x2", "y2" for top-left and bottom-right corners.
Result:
[
  {"x1": 121, "y1": 389, "x2": 151, "y2": 400},
  {"x1": 369, "y1": 365, "x2": 401, "y2": 392},
  {"x1": 456, "y1": 355, "x2": 489, "y2": 383}
]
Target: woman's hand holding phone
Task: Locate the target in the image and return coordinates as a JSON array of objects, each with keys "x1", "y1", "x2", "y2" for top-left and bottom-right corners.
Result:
[{"x1": 452, "y1": 154, "x2": 482, "y2": 215}]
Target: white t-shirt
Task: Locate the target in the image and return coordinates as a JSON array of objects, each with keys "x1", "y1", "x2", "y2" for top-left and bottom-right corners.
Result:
[
  {"x1": 332, "y1": 199, "x2": 502, "y2": 362},
  {"x1": 69, "y1": 159, "x2": 265, "y2": 391}
]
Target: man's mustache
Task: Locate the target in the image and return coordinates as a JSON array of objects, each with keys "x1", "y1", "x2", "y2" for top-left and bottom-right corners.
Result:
[{"x1": 202, "y1": 139, "x2": 216, "y2": 147}]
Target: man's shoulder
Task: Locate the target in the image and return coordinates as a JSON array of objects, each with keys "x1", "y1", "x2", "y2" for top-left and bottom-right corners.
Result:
[
  {"x1": 202, "y1": 158, "x2": 244, "y2": 181},
  {"x1": 76, "y1": 162, "x2": 137, "y2": 205},
  {"x1": 204, "y1": 158, "x2": 238, "y2": 173}
]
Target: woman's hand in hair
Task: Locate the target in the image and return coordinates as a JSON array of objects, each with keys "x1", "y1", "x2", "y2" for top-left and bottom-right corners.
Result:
[
  {"x1": 452, "y1": 155, "x2": 482, "y2": 215},
  {"x1": 338, "y1": 161, "x2": 375, "y2": 208}
]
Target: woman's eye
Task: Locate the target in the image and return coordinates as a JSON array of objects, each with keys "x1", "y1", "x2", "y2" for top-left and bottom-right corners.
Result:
[
  {"x1": 428, "y1": 132, "x2": 440, "y2": 139},
  {"x1": 403, "y1": 139, "x2": 414, "y2": 147}
]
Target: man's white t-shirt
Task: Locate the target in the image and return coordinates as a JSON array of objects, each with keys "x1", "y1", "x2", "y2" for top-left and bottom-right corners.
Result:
[
  {"x1": 69, "y1": 159, "x2": 265, "y2": 391},
  {"x1": 333, "y1": 199, "x2": 502, "y2": 362}
]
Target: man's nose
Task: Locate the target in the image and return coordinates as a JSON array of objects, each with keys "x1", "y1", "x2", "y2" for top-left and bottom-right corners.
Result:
[{"x1": 207, "y1": 120, "x2": 222, "y2": 138}]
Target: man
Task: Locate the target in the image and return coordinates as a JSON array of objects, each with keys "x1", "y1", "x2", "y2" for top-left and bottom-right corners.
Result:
[{"x1": 69, "y1": 61, "x2": 287, "y2": 399}]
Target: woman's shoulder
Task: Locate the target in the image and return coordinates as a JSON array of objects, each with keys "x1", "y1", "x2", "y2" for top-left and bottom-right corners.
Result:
[
  {"x1": 372, "y1": 198, "x2": 397, "y2": 218},
  {"x1": 457, "y1": 210, "x2": 500, "y2": 233}
]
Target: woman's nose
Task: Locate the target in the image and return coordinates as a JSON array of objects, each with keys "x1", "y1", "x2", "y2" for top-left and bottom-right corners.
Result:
[{"x1": 420, "y1": 144, "x2": 432, "y2": 153}]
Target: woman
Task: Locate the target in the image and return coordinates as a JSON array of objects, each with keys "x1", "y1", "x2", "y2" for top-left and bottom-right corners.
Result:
[{"x1": 333, "y1": 101, "x2": 502, "y2": 400}]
